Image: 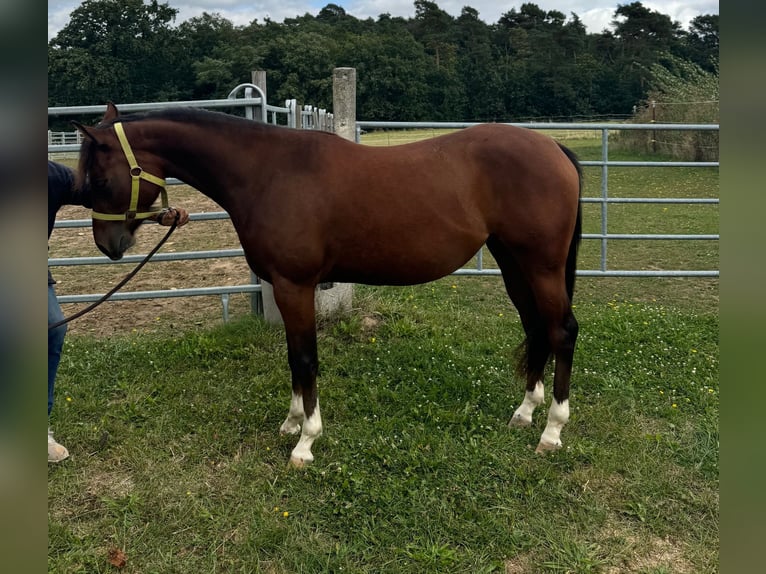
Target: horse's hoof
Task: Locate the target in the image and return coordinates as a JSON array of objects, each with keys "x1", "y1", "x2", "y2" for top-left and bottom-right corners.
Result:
[
  {"x1": 508, "y1": 416, "x2": 531, "y2": 428},
  {"x1": 288, "y1": 456, "x2": 310, "y2": 469},
  {"x1": 535, "y1": 441, "x2": 561, "y2": 454},
  {"x1": 280, "y1": 424, "x2": 301, "y2": 436}
]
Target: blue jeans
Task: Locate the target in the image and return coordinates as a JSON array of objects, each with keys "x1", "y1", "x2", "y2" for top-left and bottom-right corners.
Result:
[{"x1": 48, "y1": 283, "x2": 67, "y2": 417}]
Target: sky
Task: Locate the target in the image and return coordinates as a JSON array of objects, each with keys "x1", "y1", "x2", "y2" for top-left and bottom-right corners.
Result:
[{"x1": 48, "y1": 0, "x2": 719, "y2": 41}]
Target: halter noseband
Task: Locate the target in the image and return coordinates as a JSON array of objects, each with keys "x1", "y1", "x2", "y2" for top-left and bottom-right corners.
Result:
[{"x1": 91, "y1": 122, "x2": 169, "y2": 221}]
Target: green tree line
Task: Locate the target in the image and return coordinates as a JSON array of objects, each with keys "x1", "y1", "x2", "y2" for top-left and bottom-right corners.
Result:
[{"x1": 48, "y1": 0, "x2": 718, "y2": 123}]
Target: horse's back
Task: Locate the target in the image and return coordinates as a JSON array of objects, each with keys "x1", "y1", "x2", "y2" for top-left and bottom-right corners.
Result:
[
  {"x1": 237, "y1": 122, "x2": 580, "y2": 285},
  {"x1": 288, "y1": 125, "x2": 579, "y2": 285}
]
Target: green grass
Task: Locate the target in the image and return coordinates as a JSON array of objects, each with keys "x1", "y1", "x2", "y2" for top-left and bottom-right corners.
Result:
[{"x1": 49, "y1": 279, "x2": 718, "y2": 573}]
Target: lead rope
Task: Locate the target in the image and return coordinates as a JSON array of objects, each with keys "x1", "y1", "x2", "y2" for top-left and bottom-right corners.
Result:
[{"x1": 48, "y1": 212, "x2": 179, "y2": 330}]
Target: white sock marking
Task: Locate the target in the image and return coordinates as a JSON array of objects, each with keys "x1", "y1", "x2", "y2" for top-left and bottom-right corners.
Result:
[
  {"x1": 510, "y1": 381, "x2": 544, "y2": 425},
  {"x1": 280, "y1": 391, "x2": 304, "y2": 435},
  {"x1": 290, "y1": 400, "x2": 322, "y2": 464},
  {"x1": 539, "y1": 399, "x2": 569, "y2": 448}
]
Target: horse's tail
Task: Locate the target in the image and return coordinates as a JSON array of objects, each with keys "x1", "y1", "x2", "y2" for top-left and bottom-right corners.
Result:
[
  {"x1": 558, "y1": 142, "x2": 583, "y2": 302},
  {"x1": 513, "y1": 143, "x2": 582, "y2": 384}
]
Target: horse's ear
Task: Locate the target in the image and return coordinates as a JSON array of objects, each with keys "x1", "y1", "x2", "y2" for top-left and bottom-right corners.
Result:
[
  {"x1": 103, "y1": 101, "x2": 120, "y2": 122},
  {"x1": 72, "y1": 121, "x2": 99, "y2": 143}
]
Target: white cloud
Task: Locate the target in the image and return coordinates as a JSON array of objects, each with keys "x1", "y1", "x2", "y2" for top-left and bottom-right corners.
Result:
[{"x1": 48, "y1": 1, "x2": 718, "y2": 41}]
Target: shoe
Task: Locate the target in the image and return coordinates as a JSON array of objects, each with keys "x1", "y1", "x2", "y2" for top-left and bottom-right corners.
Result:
[{"x1": 48, "y1": 428, "x2": 69, "y2": 463}]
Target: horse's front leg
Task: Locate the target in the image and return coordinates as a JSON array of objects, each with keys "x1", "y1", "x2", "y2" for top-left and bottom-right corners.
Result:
[
  {"x1": 273, "y1": 280, "x2": 322, "y2": 467},
  {"x1": 279, "y1": 391, "x2": 304, "y2": 436}
]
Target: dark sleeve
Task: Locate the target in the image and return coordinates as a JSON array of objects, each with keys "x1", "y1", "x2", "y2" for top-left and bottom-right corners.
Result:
[{"x1": 48, "y1": 161, "x2": 76, "y2": 239}]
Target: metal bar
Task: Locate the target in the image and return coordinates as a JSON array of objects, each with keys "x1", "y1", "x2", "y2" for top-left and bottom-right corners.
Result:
[
  {"x1": 580, "y1": 198, "x2": 718, "y2": 204},
  {"x1": 357, "y1": 121, "x2": 718, "y2": 131},
  {"x1": 55, "y1": 268, "x2": 719, "y2": 306},
  {"x1": 52, "y1": 197, "x2": 719, "y2": 230},
  {"x1": 48, "y1": 249, "x2": 245, "y2": 266},
  {"x1": 53, "y1": 211, "x2": 232, "y2": 229},
  {"x1": 48, "y1": 99, "x2": 263, "y2": 116},
  {"x1": 600, "y1": 128, "x2": 609, "y2": 272},
  {"x1": 221, "y1": 293, "x2": 230, "y2": 323},
  {"x1": 582, "y1": 234, "x2": 719, "y2": 240},
  {"x1": 57, "y1": 284, "x2": 261, "y2": 304},
  {"x1": 48, "y1": 232, "x2": 718, "y2": 270},
  {"x1": 580, "y1": 160, "x2": 719, "y2": 168},
  {"x1": 450, "y1": 269, "x2": 719, "y2": 277}
]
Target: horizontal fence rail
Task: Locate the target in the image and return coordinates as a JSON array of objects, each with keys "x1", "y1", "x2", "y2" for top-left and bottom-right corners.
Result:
[{"x1": 49, "y1": 107, "x2": 719, "y2": 319}]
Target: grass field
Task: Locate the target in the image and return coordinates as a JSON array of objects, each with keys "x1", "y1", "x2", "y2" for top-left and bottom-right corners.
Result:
[{"x1": 48, "y1": 129, "x2": 718, "y2": 573}]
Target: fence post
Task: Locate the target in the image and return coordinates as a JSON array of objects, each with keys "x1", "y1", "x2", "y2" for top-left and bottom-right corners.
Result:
[
  {"x1": 252, "y1": 70, "x2": 267, "y2": 121},
  {"x1": 333, "y1": 67, "x2": 356, "y2": 141},
  {"x1": 261, "y1": 69, "x2": 357, "y2": 325},
  {"x1": 248, "y1": 71, "x2": 268, "y2": 317},
  {"x1": 316, "y1": 67, "x2": 357, "y2": 317}
]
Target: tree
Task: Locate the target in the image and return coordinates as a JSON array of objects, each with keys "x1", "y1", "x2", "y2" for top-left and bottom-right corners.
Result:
[
  {"x1": 47, "y1": 0, "x2": 719, "y2": 123},
  {"x1": 453, "y1": 7, "x2": 503, "y2": 120},
  {"x1": 48, "y1": 0, "x2": 182, "y2": 105},
  {"x1": 344, "y1": 24, "x2": 432, "y2": 121},
  {"x1": 606, "y1": 2, "x2": 686, "y2": 113},
  {"x1": 177, "y1": 13, "x2": 262, "y2": 99},
  {"x1": 411, "y1": 0, "x2": 455, "y2": 69},
  {"x1": 684, "y1": 14, "x2": 719, "y2": 71}
]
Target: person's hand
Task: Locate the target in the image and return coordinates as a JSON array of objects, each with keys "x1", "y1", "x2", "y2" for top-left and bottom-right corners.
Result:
[{"x1": 155, "y1": 207, "x2": 190, "y2": 227}]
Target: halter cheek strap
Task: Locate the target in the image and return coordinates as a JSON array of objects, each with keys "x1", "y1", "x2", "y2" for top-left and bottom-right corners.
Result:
[{"x1": 91, "y1": 122, "x2": 169, "y2": 221}]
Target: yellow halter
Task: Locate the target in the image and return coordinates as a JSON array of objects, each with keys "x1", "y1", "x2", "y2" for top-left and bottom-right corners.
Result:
[{"x1": 91, "y1": 122, "x2": 169, "y2": 221}]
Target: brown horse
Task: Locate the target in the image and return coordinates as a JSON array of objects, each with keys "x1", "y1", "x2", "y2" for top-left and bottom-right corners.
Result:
[{"x1": 74, "y1": 103, "x2": 582, "y2": 466}]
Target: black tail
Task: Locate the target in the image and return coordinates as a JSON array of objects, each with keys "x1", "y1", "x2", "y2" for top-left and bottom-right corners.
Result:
[{"x1": 558, "y1": 143, "x2": 583, "y2": 302}]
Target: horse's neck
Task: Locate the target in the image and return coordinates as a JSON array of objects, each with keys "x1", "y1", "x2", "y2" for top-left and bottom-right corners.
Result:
[{"x1": 147, "y1": 120, "x2": 257, "y2": 211}]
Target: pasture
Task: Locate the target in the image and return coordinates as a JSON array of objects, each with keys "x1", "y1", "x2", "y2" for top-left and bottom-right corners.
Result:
[{"x1": 48, "y1": 131, "x2": 718, "y2": 573}]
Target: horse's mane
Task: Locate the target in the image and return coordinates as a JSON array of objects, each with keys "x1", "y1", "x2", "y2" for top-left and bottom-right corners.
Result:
[
  {"x1": 76, "y1": 136, "x2": 95, "y2": 193},
  {"x1": 114, "y1": 107, "x2": 257, "y2": 129},
  {"x1": 77, "y1": 107, "x2": 338, "y2": 184},
  {"x1": 118, "y1": 107, "x2": 338, "y2": 138}
]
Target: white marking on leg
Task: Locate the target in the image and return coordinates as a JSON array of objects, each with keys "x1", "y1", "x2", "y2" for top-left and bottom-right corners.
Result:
[
  {"x1": 509, "y1": 381, "x2": 544, "y2": 427},
  {"x1": 538, "y1": 398, "x2": 570, "y2": 450},
  {"x1": 290, "y1": 400, "x2": 322, "y2": 466},
  {"x1": 280, "y1": 391, "x2": 304, "y2": 435}
]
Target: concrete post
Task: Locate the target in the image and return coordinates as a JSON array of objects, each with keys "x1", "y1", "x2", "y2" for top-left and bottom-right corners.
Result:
[
  {"x1": 313, "y1": 67, "x2": 357, "y2": 320},
  {"x1": 251, "y1": 70, "x2": 267, "y2": 106},
  {"x1": 249, "y1": 71, "x2": 268, "y2": 316},
  {"x1": 333, "y1": 67, "x2": 356, "y2": 141},
  {"x1": 259, "y1": 68, "x2": 357, "y2": 325}
]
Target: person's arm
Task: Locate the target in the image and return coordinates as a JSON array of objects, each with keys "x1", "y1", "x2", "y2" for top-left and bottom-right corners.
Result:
[{"x1": 148, "y1": 207, "x2": 190, "y2": 227}]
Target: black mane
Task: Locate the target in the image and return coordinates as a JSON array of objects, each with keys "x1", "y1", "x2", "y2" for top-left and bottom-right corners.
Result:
[
  {"x1": 106, "y1": 106, "x2": 338, "y2": 139},
  {"x1": 107, "y1": 106, "x2": 263, "y2": 130}
]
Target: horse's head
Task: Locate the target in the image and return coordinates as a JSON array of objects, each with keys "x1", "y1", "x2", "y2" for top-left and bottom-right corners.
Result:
[{"x1": 73, "y1": 103, "x2": 167, "y2": 260}]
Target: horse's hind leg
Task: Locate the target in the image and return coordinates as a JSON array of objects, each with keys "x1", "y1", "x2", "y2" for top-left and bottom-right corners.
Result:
[
  {"x1": 488, "y1": 237, "x2": 578, "y2": 451},
  {"x1": 487, "y1": 237, "x2": 548, "y2": 427},
  {"x1": 272, "y1": 279, "x2": 323, "y2": 467},
  {"x1": 527, "y1": 271, "x2": 578, "y2": 453}
]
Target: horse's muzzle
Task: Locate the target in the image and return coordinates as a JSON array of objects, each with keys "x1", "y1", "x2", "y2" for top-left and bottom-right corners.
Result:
[
  {"x1": 95, "y1": 231, "x2": 135, "y2": 261},
  {"x1": 97, "y1": 242, "x2": 123, "y2": 261}
]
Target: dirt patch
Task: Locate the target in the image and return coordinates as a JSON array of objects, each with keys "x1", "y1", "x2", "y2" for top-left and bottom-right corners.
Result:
[
  {"x1": 504, "y1": 553, "x2": 533, "y2": 573},
  {"x1": 86, "y1": 471, "x2": 135, "y2": 500},
  {"x1": 601, "y1": 518, "x2": 695, "y2": 574},
  {"x1": 49, "y1": 185, "x2": 257, "y2": 337}
]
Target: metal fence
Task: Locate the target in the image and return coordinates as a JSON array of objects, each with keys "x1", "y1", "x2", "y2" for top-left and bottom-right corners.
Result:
[{"x1": 48, "y1": 98, "x2": 718, "y2": 320}]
